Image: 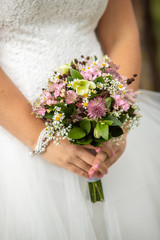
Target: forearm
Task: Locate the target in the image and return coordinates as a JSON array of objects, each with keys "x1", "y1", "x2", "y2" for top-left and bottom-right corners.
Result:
[
  {"x1": 97, "y1": 0, "x2": 141, "y2": 91},
  {"x1": 0, "y1": 68, "x2": 45, "y2": 149},
  {"x1": 103, "y1": 34, "x2": 141, "y2": 90}
]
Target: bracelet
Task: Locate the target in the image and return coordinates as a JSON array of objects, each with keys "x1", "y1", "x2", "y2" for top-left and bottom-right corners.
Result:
[{"x1": 30, "y1": 126, "x2": 55, "y2": 156}]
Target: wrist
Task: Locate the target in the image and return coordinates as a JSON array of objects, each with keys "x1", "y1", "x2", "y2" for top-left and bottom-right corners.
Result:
[{"x1": 28, "y1": 121, "x2": 46, "y2": 150}]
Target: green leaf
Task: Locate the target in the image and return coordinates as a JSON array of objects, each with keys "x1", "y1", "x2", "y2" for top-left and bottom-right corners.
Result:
[
  {"x1": 80, "y1": 120, "x2": 91, "y2": 134},
  {"x1": 68, "y1": 127, "x2": 86, "y2": 139},
  {"x1": 128, "y1": 106, "x2": 135, "y2": 117},
  {"x1": 44, "y1": 112, "x2": 54, "y2": 119},
  {"x1": 90, "y1": 92, "x2": 98, "y2": 99},
  {"x1": 100, "y1": 120, "x2": 113, "y2": 125},
  {"x1": 67, "y1": 76, "x2": 73, "y2": 82},
  {"x1": 70, "y1": 69, "x2": 84, "y2": 79},
  {"x1": 94, "y1": 55, "x2": 97, "y2": 61},
  {"x1": 119, "y1": 114, "x2": 127, "y2": 123},
  {"x1": 93, "y1": 76, "x2": 105, "y2": 84},
  {"x1": 105, "y1": 115, "x2": 122, "y2": 126},
  {"x1": 62, "y1": 105, "x2": 75, "y2": 118},
  {"x1": 70, "y1": 61, "x2": 76, "y2": 67},
  {"x1": 94, "y1": 137, "x2": 107, "y2": 143},
  {"x1": 109, "y1": 126, "x2": 123, "y2": 137},
  {"x1": 92, "y1": 137, "x2": 107, "y2": 147},
  {"x1": 105, "y1": 97, "x2": 112, "y2": 110},
  {"x1": 96, "y1": 122, "x2": 109, "y2": 140},
  {"x1": 77, "y1": 136, "x2": 93, "y2": 145},
  {"x1": 53, "y1": 103, "x2": 75, "y2": 118}
]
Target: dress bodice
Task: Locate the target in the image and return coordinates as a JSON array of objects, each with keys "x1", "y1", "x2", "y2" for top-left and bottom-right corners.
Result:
[{"x1": 0, "y1": 0, "x2": 108, "y2": 100}]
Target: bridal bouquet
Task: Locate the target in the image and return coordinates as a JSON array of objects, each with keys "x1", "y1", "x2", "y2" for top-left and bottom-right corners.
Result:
[{"x1": 32, "y1": 55, "x2": 141, "y2": 203}]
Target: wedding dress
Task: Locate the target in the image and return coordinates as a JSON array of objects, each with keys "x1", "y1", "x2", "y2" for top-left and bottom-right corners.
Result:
[{"x1": 0, "y1": 0, "x2": 160, "y2": 239}]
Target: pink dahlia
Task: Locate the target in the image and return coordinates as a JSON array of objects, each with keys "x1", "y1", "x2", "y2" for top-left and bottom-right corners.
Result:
[
  {"x1": 87, "y1": 97, "x2": 107, "y2": 119},
  {"x1": 65, "y1": 90, "x2": 78, "y2": 104}
]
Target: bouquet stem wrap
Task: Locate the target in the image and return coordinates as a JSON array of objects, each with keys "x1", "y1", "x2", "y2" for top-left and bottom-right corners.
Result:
[{"x1": 88, "y1": 177, "x2": 104, "y2": 203}]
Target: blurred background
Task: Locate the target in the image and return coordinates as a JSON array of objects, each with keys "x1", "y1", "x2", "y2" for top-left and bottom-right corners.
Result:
[{"x1": 132, "y1": 0, "x2": 160, "y2": 92}]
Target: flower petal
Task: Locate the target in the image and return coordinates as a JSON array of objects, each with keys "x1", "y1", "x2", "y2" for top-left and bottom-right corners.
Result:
[{"x1": 76, "y1": 86, "x2": 89, "y2": 96}]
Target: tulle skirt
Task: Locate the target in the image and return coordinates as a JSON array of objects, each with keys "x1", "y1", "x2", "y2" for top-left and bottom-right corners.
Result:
[{"x1": 0, "y1": 89, "x2": 160, "y2": 240}]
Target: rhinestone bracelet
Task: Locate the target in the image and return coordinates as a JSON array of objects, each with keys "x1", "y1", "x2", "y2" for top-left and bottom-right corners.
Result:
[{"x1": 30, "y1": 126, "x2": 55, "y2": 156}]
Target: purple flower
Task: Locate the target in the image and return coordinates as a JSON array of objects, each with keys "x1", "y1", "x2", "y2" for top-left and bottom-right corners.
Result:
[
  {"x1": 87, "y1": 97, "x2": 107, "y2": 119},
  {"x1": 65, "y1": 90, "x2": 78, "y2": 104}
]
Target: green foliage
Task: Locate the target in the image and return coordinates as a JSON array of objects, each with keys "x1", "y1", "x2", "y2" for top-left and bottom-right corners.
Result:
[
  {"x1": 67, "y1": 76, "x2": 73, "y2": 82},
  {"x1": 44, "y1": 112, "x2": 54, "y2": 119},
  {"x1": 54, "y1": 103, "x2": 75, "y2": 118},
  {"x1": 70, "y1": 69, "x2": 84, "y2": 79},
  {"x1": 104, "y1": 97, "x2": 113, "y2": 110},
  {"x1": 128, "y1": 106, "x2": 135, "y2": 117},
  {"x1": 93, "y1": 76, "x2": 105, "y2": 84},
  {"x1": 94, "y1": 55, "x2": 98, "y2": 61},
  {"x1": 80, "y1": 120, "x2": 91, "y2": 134},
  {"x1": 76, "y1": 136, "x2": 93, "y2": 145},
  {"x1": 109, "y1": 126, "x2": 123, "y2": 137},
  {"x1": 90, "y1": 91, "x2": 98, "y2": 99},
  {"x1": 119, "y1": 114, "x2": 127, "y2": 123},
  {"x1": 104, "y1": 115, "x2": 122, "y2": 126},
  {"x1": 96, "y1": 122, "x2": 109, "y2": 140},
  {"x1": 68, "y1": 127, "x2": 86, "y2": 139}
]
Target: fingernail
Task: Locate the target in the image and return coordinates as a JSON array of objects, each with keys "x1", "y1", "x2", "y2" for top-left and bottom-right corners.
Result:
[
  {"x1": 96, "y1": 147, "x2": 101, "y2": 153},
  {"x1": 94, "y1": 164, "x2": 99, "y2": 170},
  {"x1": 99, "y1": 173, "x2": 104, "y2": 178},
  {"x1": 111, "y1": 152, "x2": 115, "y2": 157},
  {"x1": 89, "y1": 170, "x2": 95, "y2": 175}
]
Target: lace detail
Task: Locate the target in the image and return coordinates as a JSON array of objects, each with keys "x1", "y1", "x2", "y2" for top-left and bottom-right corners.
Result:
[{"x1": 0, "y1": 0, "x2": 108, "y2": 100}]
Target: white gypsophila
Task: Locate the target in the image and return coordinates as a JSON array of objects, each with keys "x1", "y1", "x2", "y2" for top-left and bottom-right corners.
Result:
[
  {"x1": 105, "y1": 77, "x2": 119, "y2": 95},
  {"x1": 52, "y1": 124, "x2": 72, "y2": 145},
  {"x1": 111, "y1": 109, "x2": 123, "y2": 118}
]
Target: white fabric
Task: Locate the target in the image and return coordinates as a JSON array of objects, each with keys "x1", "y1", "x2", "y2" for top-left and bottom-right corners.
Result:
[{"x1": 0, "y1": 1, "x2": 160, "y2": 239}]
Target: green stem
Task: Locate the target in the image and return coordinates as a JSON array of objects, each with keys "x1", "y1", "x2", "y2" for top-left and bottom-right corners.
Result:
[{"x1": 95, "y1": 181, "x2": 104, "y2": 202}]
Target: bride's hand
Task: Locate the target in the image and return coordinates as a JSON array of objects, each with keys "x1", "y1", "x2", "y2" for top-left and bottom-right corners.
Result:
[
  {"x1": 88, "y1": 134, "x2": 127, "y2": 178},
  {"x1": 41, "y1": 138, "x2": 102, "y2": 178}
]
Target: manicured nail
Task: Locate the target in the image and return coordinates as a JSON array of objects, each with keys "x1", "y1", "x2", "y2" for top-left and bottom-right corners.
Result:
[
  {"x1": 89, "y1": 170, "x2": 95, "y2": 176},
  {"x1": 99, "y1": 173, "x2": 104, "y2": 178},
  {"x1": 111, "y1": 152, "x2": 115, "y2": 157},
  {"x1": 96, "y1": 147, "x2": 101, "y2": 153},
  {"x1": 94, "y1": 164, "x2": 99, "y2": 170}
]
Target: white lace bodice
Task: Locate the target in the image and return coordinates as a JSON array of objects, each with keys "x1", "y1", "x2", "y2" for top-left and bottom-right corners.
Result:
[{"x1": 0, "y1": 0, "x2": 108, "y2": 100}]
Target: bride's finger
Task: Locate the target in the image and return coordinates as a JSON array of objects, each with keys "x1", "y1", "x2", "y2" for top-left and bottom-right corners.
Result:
[
  {"x1": 76, "y1": 146, "x2": 95, "y2": 165},
  {"x1": 101, "y1": 142, "x2": 115, "y2": 158},
  {"x1": 64, "y1": 162, "x2": 89, "y2": 178},
  {"x1": 68, "y1": 156, "x2": 92, "y2": 173},
  {"x1": 91, "y1": 151, "x2": 107, "y2": 171},
  {"x1": 82, "y1": 144, "x2": 98, "y2": 150}
]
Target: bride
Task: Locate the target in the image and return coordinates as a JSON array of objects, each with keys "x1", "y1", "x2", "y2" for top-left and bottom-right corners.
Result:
[{"x1": 0, "y1": 0, "x2": 160, "y2": 239}]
